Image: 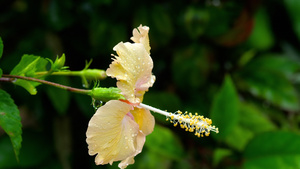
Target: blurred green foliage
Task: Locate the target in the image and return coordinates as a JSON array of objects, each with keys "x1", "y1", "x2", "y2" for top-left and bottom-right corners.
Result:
[
  {"x1": 1, "y1": 0, "x2": 300, "y2": 169},
  {"x1": 10, "y1": 55, "x2": 48, "y2": 95}
]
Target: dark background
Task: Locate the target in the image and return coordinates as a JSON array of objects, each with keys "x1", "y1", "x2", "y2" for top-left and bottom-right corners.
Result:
[{"x1": 1, "y1": 0, "x2": 300, "y2": 169}]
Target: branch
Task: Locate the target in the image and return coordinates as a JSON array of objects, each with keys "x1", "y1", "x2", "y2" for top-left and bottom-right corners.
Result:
[{"x1": 1, "y1": 74, "x2": 91, "y2": 95}]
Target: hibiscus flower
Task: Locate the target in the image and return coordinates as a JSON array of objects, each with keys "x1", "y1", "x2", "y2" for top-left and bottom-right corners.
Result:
[
  {"x1": 86, "y1": 25, "x2": 155, "y2": 169},
  {"x1": 86, "y1": 25, "x2": 218, "y2": 169}
]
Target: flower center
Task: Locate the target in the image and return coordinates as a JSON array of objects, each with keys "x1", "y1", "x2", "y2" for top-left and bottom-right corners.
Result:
[{"x1": 139, "y1": 103, "x2": 218, "y2": 138}]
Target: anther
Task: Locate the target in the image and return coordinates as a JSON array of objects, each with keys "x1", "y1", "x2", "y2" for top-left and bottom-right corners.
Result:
[{"x1": 165, "y1": 110, "x2": 218, "y2": 138}]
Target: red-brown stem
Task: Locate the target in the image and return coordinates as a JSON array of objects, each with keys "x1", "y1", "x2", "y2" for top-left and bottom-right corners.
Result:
[{"x1": 1, "y1": 74, "x2": 91, "y2": 95}]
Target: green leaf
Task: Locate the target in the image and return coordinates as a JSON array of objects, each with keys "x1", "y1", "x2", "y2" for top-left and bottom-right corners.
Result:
[
  {"x1": 224, "y1": 102, "x2": 276, "y2": 151},
  {"x1": 245, "y1": 54, "x2": 300, "y2": 79},
  {"x1": 210, "y1": 75, "x2": 239, "y2": 140},
  {"x1": 247, "y1": 8, "x2": 274, "y2": 50},
  {"x1": 145, "y1": 125, "x2": 184, "y2": 160},
  {"x1": 238, "y1": 68, "x2": 299, "y2": 111},
  {"x1": 0, "y1": 68, "x2": 2, "y2": 78},
  {"x1": 213, "y1": 148, "x2": 233, "y2": 167},
  {"x1": 13, "y1": 80, "x2": 38, "y2": 95},
  {"x1": 243, "y1": 131, "x2": 300, "y2": 169},
  {"x1": 0, "y1": 89, "x2": 22, "y2": 161},
  {"x1": 239, "y1": 102, "x2": 276, "y2": 133},
  {"x1": 46, "y1": 76, "x2": 70, "y2": 115},
  {"x1": 0, "y1": 37, "x2": 3, "y2": 59},
  {"x1": 237, "y1": 54, "x2": 300, "y2": 111},
  {"x1": 11, "y1": 54, "x2": 48, "y2": 76},
  {"x1": 224, "y1": 126, "x2": 253, "y2": 151},
  {"x1": 10, "y1": 54, "x2": 48, "y2": 95}
]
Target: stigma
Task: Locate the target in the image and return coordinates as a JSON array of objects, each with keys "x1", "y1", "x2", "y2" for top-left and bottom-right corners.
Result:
[{"x1": 166, "y1": 111, "x2": 218, "y2": 137}]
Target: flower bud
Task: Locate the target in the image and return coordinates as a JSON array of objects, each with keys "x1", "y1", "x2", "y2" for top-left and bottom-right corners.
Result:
[
  {"x1": 89, "y1": 87, "x2": 125, "y2": 102},
  {"x1": 81, "y1": 69, "x2": 107, "y2": 80},
  {"x1": 52, "y1": 54, "x2": 66, "y2": 71}
]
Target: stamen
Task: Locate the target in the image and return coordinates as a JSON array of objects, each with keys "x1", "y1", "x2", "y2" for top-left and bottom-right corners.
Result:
[{"x1": 139, "y1": 103, "x2": 219, "y2": 137}]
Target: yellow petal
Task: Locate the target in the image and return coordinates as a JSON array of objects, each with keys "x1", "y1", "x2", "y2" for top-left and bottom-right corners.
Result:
[
  {"x1": 118, "y1": 130, "x2": 145, "y2": 169},
  {"x1": 130, "y1": 25, "x2": 151, "y2": 54},
  {"x1": 131, "y1": 107, "x2": 155, "y2": 136},
  {"x1": 106, "y1": 42, "x2": 155, "y2": 103},
  {"x1": 86, "y1": 100, "x2": 145, "y2": 168},
  {"x1": 118, "y1": 156, "x2": 134, "y2": 169}
]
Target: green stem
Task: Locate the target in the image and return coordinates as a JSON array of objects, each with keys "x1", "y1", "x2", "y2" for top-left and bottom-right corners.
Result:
[
  {"x1": 35, "y1": 71, "x2": 82, "y2": 76},
  {"x1": 35, "y1": 69, "x2": 107, "y2": 80},
  {"x1": 1, "y1": 74, "x2": 91, "y2": 95},
  {"x1": 35, "y1": 69, "x2": 54, "y2": 79}
]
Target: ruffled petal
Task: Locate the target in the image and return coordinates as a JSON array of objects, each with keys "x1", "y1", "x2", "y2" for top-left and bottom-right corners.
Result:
[
  {"x1": 106, "y1": 42, "x2": 155, "y2": 103},
  {"x1": 130, "y1": 107, "x2": 155, "y2": 136},
  {"x1": 86, "y1": 100, "x2": 145, "y2": 168},
  {"x1": 130, "y1": 25, "x2": 151, "y2": 54},
  {"x1": 118, "y1": 130, "x2": 144, "y2": 169}
]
